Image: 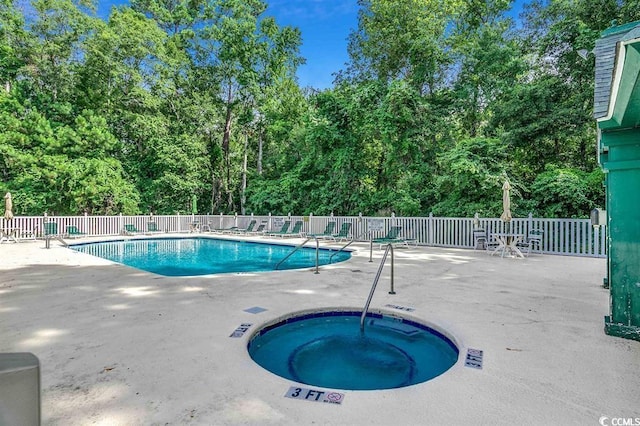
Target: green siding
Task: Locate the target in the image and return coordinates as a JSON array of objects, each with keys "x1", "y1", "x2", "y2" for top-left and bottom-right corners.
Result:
[{"x1": 598, "y1": 31, "x2": 640, "y2": 341}]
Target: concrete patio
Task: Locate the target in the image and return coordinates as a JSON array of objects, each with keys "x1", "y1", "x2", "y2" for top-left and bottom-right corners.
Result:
[{"x1": 1, "y1": 236, "x2": 639, "y2": 425}]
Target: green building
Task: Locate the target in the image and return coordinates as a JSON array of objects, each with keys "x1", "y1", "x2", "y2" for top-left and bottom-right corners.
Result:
[{"x1": 594, "y1": 20, "x2": 640, "y2": 341}]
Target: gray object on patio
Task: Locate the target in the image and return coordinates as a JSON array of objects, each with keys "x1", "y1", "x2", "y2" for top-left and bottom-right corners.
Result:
[{"x1": 0, "y1": 353, "x2": 40, "y2": 426}]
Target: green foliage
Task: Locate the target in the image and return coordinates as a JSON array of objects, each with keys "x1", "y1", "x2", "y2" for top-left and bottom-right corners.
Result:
[
  {"x1": 1, "y1": 0, "x2": 623, "y2": 218},
  {"x1": 528, "y1": 166, "x2": 605, "y2": 218},
  {"x1": 431, "y1": 137, "x2": 509, "y2": 217}
]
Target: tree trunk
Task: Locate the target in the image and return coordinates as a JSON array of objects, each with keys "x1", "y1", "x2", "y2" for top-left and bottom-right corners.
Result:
[
  {"x1": 222, "y1": 84, "x2": 234, "y2": 211},
  {"x1": 241, "y1": 133, "x2": 248, "y2": 214},
  {"x1": 257, "y1": 129, "x2": 263, "y2": 175},
  {"x1": 211, "y1": 174, "x2": 222, "y2": 213}
]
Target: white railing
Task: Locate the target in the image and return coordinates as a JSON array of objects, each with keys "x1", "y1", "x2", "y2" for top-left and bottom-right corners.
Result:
[{"x1": 0, "y1": 213, "x2": 607, "y2": 258}]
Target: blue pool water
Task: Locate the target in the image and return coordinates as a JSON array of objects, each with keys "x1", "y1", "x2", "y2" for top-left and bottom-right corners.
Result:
[
  {"x1": 248, "y1": 311, "x2": 459, "y2": 390},
  {"x1": 71, "y1": 238, "x2": 351, "y2": 276}
]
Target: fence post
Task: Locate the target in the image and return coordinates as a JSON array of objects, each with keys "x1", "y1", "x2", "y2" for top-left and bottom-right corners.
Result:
[{"x1": 428, "y1": 213, "x2": 434, "y2": 246}]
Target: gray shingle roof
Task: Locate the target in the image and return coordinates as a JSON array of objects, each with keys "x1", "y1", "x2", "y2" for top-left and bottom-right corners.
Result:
[{"x1": 594, "y1": 21, "x2": 640, "y2": 119}]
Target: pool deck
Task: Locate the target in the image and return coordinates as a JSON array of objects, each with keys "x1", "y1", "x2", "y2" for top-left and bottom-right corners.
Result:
[{"x1": 1, "y1": 235, "x2": 639, "y2": 425}]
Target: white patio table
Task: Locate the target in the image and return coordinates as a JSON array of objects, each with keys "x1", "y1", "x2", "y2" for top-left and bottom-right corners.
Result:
[
  {"x1": 490, "y1": 233, "x2": 525, "y2": 258},
  {"x1": 0, "y1": 228, "x2": 20, "y2": 243}
]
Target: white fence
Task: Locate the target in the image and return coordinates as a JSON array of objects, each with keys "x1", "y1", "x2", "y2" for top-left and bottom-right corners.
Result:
[{"x1": 0, "y1": 213, "x2": 607, "y2": 258}]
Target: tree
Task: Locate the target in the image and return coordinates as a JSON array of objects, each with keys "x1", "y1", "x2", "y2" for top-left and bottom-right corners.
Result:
[
  {"x1": 450, "y1": 0, "x2": 525, "y2": 137},
  {"x1": 346, "y1": 0, "x2": 463, "y2": 94}
]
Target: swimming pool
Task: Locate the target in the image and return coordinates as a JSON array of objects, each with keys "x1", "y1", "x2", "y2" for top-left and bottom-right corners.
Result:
[
  {"x1": 71, "y1": 237, "x2": 351, "y2": 276},
  {"x1": 248, "y1": 310, "x2": 459, "y2": 390}
]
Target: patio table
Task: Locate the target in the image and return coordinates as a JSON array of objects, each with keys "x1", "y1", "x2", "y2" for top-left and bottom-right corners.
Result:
[
  {"x1": 490, "y1": 233, "x2": 524, "y2": 258},
  {"x1": 0, "y1": 228, "x2": 20, "y2": 243}
]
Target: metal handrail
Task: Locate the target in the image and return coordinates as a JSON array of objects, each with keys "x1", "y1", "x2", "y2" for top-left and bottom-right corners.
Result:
[
  {"x1": 328, "y1": 232, "x2": 369, "y2": 263},
  {"x1": 274, "y1": 237, "x2": 320, "y2": 274},
  {"x1": 360, "y1": 243, "x2": 395, "y2": 333}
]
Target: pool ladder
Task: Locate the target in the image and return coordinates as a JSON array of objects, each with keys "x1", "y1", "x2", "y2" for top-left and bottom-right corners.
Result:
[
  {"x1": 328, "y1": 231, "x2": 369, "y2": 263},
  {"x1": 360, "y1": 243, "x2": 395, "y2": 333},
  {"x1": 275, "y1": 237, "x2": 321, "y2": 274},
  {"x1": 277, "y1": 232, "x2": 365, "y2": 273}
]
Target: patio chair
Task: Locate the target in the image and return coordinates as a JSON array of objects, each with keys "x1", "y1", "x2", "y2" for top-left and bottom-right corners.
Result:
[
  {"x1": 66, "y1": 225, "x2": 86, "y2": 238},
  {"x1": 330, "y1": 222, "x2": 352, "y2": 242},
  {"x1": 267, "y1": 220, "x2": 291, "y2": 237},
  {"x1": 372, "y1": 225, "x2": 407, "y2": 248},
  {"x1": 123, "y1": 224, "x2": 140, "y2": 235},
  {"x1": 473, "y1": 229, "x2": 487, "y2": 250},
  {"x1": 307, "y1": 221, "x2": 336, "y2": 240},
  {"x1": 517, "y1": 230, "x2": 544, "y2": 256},
  {"x1": 280, "y1": 220, "x2": 304, "y2": 238},
  {"x1": 146, "y1": 221, "x2": 162, "y2": 234}
]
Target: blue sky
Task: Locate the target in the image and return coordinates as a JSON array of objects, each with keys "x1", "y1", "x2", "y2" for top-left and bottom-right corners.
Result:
[{"x1": 98, "y1": 1, "x2": 526, "y2": 90}]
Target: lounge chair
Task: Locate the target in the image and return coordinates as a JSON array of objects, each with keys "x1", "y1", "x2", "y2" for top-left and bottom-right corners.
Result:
[
  {"x1": 18, "y1": 229, "x2": 36, "y2": 241},
  {"x1": 372, "y1": 226, "x2": 407, "y2": 248},
  {"x1": 330, "y1": 222, "x2": 352, "y2": 242},
  {"x1": 246, "y1": 222, "x2": 267, "y2": 235},
  {"x1": 44, "y1": 221, "x2": 58, "y2": 237},
  {"x1": 123, "y1": 224, "x2": 140, "y2": 235},
  {"x1": 146, "y1": 221, "x2": 162, "y2": 234},
  {"x1": 267, "y1": 220, "x2": 290, "y2": 237},
  {"x1": 234, "y1": 220, "x2": 256, "y2": 234},
  {"x1": 66, "y1": 225, "x2": 86, "y2": 238},
  {"x1": 211, "y1": 222, "x2": 237, "y2": 233},
  {"x1": 43, "y1": 222, "x2": 68, "y2": 248},
  {"x1": 280, "y1": 220, "x2": 304, "y2": 238},
  {"x1": 307, "y1": 222, "x2": 336, "y2": 240}
]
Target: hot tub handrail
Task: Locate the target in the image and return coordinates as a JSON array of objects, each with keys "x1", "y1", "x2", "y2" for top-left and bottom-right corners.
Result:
[
  {"x1": 360, "y1": 243, "x2": 395, "y2": 333},
  {"x1": 274, "y1": 237, "x2": 320, "y2": 274}
]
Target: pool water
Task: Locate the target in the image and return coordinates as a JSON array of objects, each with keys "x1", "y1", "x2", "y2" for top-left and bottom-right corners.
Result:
[
  {"x1": 248, "y1": 311, "x2": 459, "y2": 390},
  {"x1": 71, "y1": 238, "x2": 351, "y2": 276}
]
